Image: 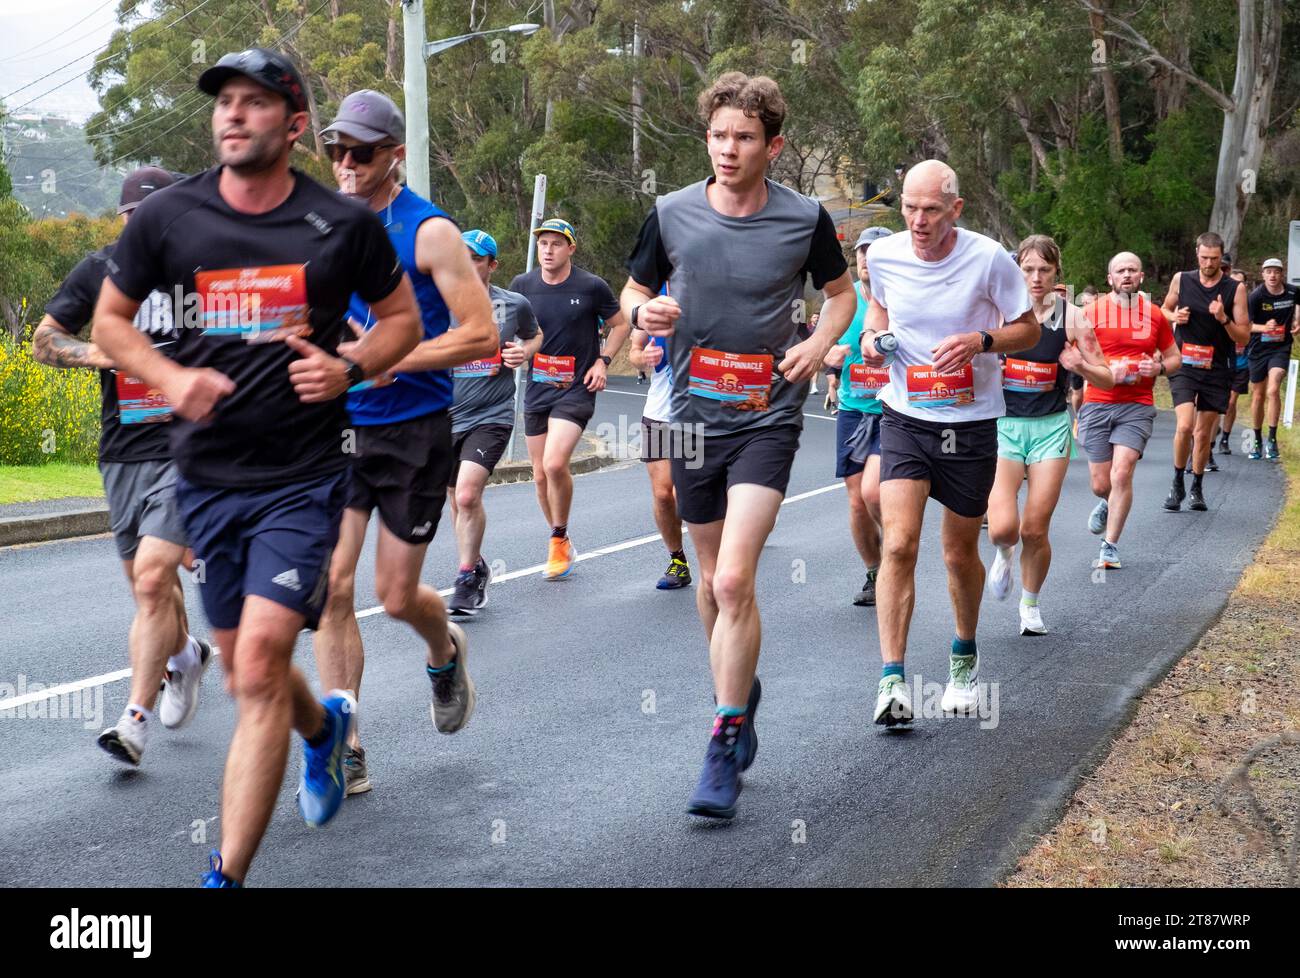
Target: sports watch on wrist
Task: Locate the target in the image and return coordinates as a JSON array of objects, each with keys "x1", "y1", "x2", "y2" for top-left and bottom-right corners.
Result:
[
  {"x1": 341, "y1": 356, "x2": 365, "y2": 386},
  {"x1": 979, "y1": 330, "x2": 994, "y2": 352},
  {"x1": 630, "y1": 304, "x2": 641, "y2": 328},
  {"x1": 599, "y1": 355, "x2": 612, "y2": 366}
]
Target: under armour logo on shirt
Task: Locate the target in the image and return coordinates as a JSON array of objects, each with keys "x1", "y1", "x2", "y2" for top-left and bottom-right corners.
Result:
[{"x1": 570, "y1": 298, "x2": 581, "y2": 305}]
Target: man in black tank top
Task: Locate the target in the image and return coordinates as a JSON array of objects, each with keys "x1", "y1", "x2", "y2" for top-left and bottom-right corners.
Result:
[{"x1": 1159, "y1": 231, "x2": 1250, "y2": 512}]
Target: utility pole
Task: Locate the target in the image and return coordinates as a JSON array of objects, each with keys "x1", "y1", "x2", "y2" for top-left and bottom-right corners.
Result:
[
  {"x1": 631, "y1": 21, "x2": 643, "y2": 178},
  {"x1": 401, "y1": 0, "x2": 431, "y2": 199}
]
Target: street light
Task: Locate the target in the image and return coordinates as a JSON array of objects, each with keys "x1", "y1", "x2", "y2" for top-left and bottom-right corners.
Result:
[{"x1": 401, "y1": 1, "x2": 539, "y2": 199}]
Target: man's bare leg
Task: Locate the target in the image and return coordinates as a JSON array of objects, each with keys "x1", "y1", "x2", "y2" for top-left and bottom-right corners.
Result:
[
  {"x1": 312, "y1": 508, "x2": 369, "y2": 749},
  {"x1": 452, "y1": 460, "x2": 492, "y2": 569},
  {"x1": 875, "y1": 478, "x2": 929, "y2": 667}
]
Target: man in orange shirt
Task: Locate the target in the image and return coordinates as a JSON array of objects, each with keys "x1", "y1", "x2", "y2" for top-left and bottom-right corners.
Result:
[{"x1": 1079, "y1": 252, "x2": 1182, "y2": 569}]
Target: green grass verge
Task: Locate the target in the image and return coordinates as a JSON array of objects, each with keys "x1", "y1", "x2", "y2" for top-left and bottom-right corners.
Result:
[{"x1": 0, "y1": 463, "x2": 103, "y2": 505}]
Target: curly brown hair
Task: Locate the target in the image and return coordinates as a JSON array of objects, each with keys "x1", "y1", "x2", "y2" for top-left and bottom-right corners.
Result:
[{"x1": 697, "y1": 72, "x2": 786, "y2": 142}]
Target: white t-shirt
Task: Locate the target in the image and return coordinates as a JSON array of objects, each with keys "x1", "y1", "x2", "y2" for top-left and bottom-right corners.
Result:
[{"x1": 867, "y1": 228, "x2": 1032, "y2": 422}]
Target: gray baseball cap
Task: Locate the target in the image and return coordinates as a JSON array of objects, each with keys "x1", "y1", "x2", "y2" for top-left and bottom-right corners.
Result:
[
  {"x1": 321, "y1": 90, "x2": 405, "y2": 144},
  {"x1": 855, "y1": 226, "x2": 892, "y2": 249},
  {"x1": 1262, "y1": 258, "x2": 1284, "y2": 270}
]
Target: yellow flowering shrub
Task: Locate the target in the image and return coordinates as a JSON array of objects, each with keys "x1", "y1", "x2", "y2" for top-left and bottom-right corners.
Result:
[{"x1": 0, "y1": 331, "x2": 100, "y2": 465}]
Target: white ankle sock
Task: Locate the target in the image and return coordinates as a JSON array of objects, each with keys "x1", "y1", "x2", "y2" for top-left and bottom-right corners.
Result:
[{"x1": 167, "y1": 636, "x2": 200, "y2": 673}]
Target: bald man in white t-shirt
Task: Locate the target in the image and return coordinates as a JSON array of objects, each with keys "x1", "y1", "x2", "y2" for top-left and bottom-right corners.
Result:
[{"x1": 859, "y1": 160, "x2": 1038, "y2": 726}]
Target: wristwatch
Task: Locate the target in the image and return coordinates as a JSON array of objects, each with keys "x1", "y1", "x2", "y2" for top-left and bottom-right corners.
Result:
[
  {"x1": 979, "y1": 330, "x2": 994, "y2": 352},
  {"x1": 599, "y1": 355, "x2": 612, "y2": 366},
  {"x1": 630, "y1": 304, "x2": 641, "y2": 329},
  {"x1": 340, "y1": 356, "x2": 365, "y2": 386}
]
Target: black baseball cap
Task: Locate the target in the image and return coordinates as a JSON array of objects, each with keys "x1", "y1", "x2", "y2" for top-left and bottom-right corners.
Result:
[
  {"x1": 198, "y1": 48, "x2": 308, "y2": 113},
  {"x1": 118, "y1": 166, "x2": 177, "y2": 214}
]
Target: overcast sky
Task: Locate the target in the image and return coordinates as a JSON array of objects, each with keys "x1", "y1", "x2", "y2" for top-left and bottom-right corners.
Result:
[{"x1": 0, "y1": 0, "x2": 123, "y2": 121}]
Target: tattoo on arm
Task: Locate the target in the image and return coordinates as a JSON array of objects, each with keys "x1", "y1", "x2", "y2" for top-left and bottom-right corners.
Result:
[{"x1": 33, "y1": 324, "x2": 98, "y2": 370}]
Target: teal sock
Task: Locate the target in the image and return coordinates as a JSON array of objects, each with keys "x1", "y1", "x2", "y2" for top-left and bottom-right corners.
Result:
[
  {"x1": 952, "y1": 636, "x2": 977, "y2": 658},
  {"x1": 881, "y1": 662, "x2": 904, "y2": 681},
  {"x1": 716, "y1": 704, "x2": 746, "y2": 717},
  {"x1": 1021, "y1": 590, "x2": 1039, "y2": 607},
  {"x1": 427, "y1": 659, "x2": 457, "y2": 678}
]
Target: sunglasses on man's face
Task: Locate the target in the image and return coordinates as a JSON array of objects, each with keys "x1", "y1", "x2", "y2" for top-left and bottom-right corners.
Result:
[{"x1": 326, "y1": 142, "x2": 396, "y2": 165}]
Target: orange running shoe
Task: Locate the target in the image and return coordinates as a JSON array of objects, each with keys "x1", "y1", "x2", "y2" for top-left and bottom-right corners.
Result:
[{"x1": 544, "y1": 536, "x2": 575, "y2": 580}]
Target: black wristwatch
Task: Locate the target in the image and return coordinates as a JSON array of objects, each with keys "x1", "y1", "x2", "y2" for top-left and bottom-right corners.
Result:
[
  {"x1": 598, "y1": 355, "x2": 612, "y2": 366},
  {"x1": 979, "y1": 330, "x2": 994, "y2": 352},
  {"x1": 341, "y1": 356, "x2": 365, "y2": 386},
  {"x1": 630, "y1": 304, "x2": 641, "y2": 329}
]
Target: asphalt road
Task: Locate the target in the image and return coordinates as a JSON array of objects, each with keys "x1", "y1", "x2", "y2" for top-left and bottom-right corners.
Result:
[{"x1": 0, "y1": 377, "x2": 1285, "y2": 887}]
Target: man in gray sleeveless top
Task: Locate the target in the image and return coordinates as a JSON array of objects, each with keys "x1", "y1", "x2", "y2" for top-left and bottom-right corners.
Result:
[{"x1": 622, "y1": 72, "x2": 854, "y2": 820}]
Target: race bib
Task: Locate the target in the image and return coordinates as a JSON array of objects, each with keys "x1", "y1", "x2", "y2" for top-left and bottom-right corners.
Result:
[
  {"x1": 115, "y1": 373, "x2": 172, "y2": 425},
  {"x1": 848, "y1": 363, "x2": 890, "y2": 399},
  {"x1": 1115, "y1": 358, "x2": 1142, "y2": 386},
  {"x1": 687, "y1": 347, "x2": 773, "y2": 411},
  {"x1": 1263, "y1": 323, "x2": 1288, "y2": 343},
  {"x1": 1002, "y1": 358, "x2": 1058, "y2": 393},
  {"x1": 905, "y1": 364, "x2": 974, "y2": 408},
  {"x1": 455, "y1": 351, "x2": 503, "y2": 379},
  {"x1": 1182, "y1": 342, "x2": 1214, "y2": 370},
  {"x1": 532, "y1": 353, "x2": 575, "y2": 386},
  {"x1": 196, "y1": 264, "x2": 311, "y2": 344}
]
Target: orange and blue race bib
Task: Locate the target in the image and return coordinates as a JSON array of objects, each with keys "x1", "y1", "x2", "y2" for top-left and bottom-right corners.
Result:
[
  {"x1": 905, "y1": 364, "x2": 974, "y2": 407},
  {"x1": 1114, "y1": 358, "x2": 1142, "y2": 385},
  {"x1": 1002, "y1": 358, "x2": 1058, "y2": 393},
  {"x1": 1263, "y1": 323, "x2": 1288, "y2": 342},
  {"x1": 531, "y1": 353, "x2": 575, "y2": 386},
  {"x1": 196, "y1": 264, "x2": 311, "y2": 344},
  {"x1": 455, "y1": 351, "x2": 503, "y2": 379},
  {"x1": 687, "y1": 347, "x2": 772, "y2": 411},
  {"x1": 115, "y1": 373, "x2": 172, "y2": 425},
  {"x1": 1181, "y1": 342, "x2": 1214, "y2": 369},
  {"x1": 848, "y1": 363, "x2": 890, "y2": 399}
]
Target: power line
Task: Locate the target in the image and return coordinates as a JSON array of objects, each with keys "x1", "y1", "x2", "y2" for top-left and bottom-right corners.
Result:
[
  {"x1": 0, "y1": 0, "x2": 118, "y2": 65},
  {"x1": 1, "y1": 0, "x2": 219, "y2": 112},
  {"x1": 1, "y1": 10, "x2": 123, "y2": 67}
]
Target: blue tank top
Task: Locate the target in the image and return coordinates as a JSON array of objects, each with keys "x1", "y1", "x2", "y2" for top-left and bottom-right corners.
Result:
[{"x1": 346, "y1": 187, "x2": 456, "y2": 426}]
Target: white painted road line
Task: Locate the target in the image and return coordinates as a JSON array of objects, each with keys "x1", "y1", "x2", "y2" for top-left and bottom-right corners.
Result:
[{"x1": 0, "y1": 481, "x2": 845, "y2": 711}]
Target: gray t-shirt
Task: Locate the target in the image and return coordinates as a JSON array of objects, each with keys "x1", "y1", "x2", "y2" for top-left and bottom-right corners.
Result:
[
  {"x1": 625, "y1": 177, "x2": 847, "y2": 434},
  {"x1": 450, "y1": 283, "x2": 539, "y2": 432}
]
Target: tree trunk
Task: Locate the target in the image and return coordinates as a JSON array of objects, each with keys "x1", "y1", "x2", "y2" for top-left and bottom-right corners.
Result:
[
  {"x1": 1210, "y1": 0, "x2": 1282, "y2": 256},
  {"x1": 1088, "y1": 3, "x2": 1124, "y2": 163},
  {"x1": 386, "y1": 2, "x2": 400, "y2": 83}
]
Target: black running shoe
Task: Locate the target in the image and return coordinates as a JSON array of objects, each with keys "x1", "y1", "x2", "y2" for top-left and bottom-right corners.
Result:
[
  {"x1": 449, "y1": 570, "x2": 478, "y2": 618},
  {"x1": 1188, "y1": 485, "x2": 1207, "y2": 511},
  {"x1": 1206, "y1": 456, "x2": 1219, "y2": 472},
  {"x1": 1218, "y1": 436, "x2": 1232, "y2": 456},
  {"x1": 1163, "y1": 479, "x2": 1185, "y2": 512}
]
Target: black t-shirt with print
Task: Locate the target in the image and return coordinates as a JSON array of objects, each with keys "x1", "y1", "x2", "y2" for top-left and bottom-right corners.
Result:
[
  {"x1": 510, "y1": 265, "x2": 621, "y2": 413},
  {"x1": 106, "y1": 167, "x2": 404, "y2": 488},
  {"x1": 45, "y1": 242, "x2": 178, "y2": 464}
]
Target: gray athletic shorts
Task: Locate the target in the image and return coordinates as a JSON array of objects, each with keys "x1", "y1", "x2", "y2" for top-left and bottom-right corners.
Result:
[
  {"x1": 1076, "y1": 402, "x2": 1157, "y2": 464},
  {"x1": 98, "y1": 458, "x2": 187, "y2": 560}
]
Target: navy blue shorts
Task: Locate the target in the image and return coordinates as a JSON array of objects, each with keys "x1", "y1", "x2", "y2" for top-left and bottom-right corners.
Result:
[
  {"x1": 175, "y1": 470, "x2": 348, "y2": 631},
  {"x1": 835, "y1": 408, "x2": 882, "y2": 479}
]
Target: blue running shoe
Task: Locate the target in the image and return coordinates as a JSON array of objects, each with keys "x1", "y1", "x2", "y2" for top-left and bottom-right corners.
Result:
[
  {"x1": 298, "y1": 690, "x2": 356, "y2": 828},
  {"x1": 736, "y1": 677, "x2": 761, "y2": 772},
  {"x1": 200, "y1": 851, "x2": 241, "y2": 888},
  {"x1": 686, "y1": 736, "x2": 742, "y2": 820}
]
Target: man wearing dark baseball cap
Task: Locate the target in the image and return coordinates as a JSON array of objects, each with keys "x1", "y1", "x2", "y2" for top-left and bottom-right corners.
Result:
[
  {"x1": 310, "y1": 88, "x2": 498, "y2": 798},
  {"x1": 33, "y1": 162, "x2": 211, "y2": 778},
  {"x1": 93, "y1": 49, "x2": 427, "y2": 886}
]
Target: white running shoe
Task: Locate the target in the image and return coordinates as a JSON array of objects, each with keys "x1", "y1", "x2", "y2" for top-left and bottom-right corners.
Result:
[
  {"x1": 941, "y1": 655, "x2": 981, "y2": 714},
  {"x1": 1019, "y1": 602, "x2": 1047, "y2": 636},
  {"x1": 873, "y1": 675, "x2": 913, "y2": 726},
  {"x1": 97, "y1": 707, "x2": 150, "y2": 765},
  {"x1": 987, "y1": 546, "x2": 1014, "y2": 601},
  {"x1": 159, "y1": 639, "x2": 213, "y2": 729}
]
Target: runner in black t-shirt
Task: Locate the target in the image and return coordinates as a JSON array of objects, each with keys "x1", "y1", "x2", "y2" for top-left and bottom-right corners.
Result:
[
  {"x1": 33, "y1": 166, "x2": 213, "y2": 769},
  {"x1": 510, "y1": 218, "x2": 629, "y2": 580},
  {"x1": 1245, "y1": 259, "x2": 1299, "y2": 460},
  {"x1": 621, "y1": 73, "x2": 855, "y2": 820},
  {"x1": 1160, "y1": 231, "x2": 1250, "y2": 512},
  {"x1": 92, "y1": 49, "x2": 421, "y2": 889}
]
